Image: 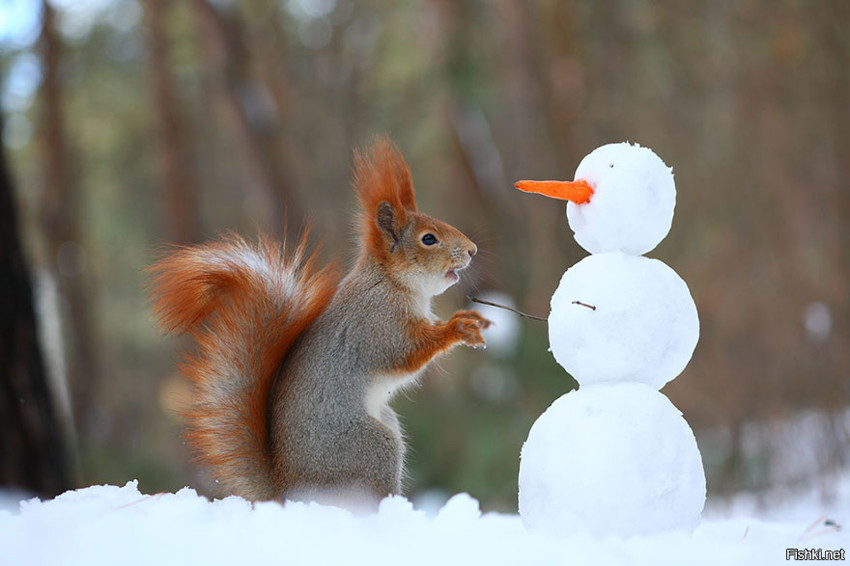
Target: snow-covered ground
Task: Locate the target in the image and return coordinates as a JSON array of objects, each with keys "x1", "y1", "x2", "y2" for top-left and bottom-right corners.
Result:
[{"x1": 1, "y1": 478, "x2": 846, "y2": 566}]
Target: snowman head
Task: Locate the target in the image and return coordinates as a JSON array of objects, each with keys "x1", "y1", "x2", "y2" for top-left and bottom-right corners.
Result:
[{"x1": 515, "y1": 142, "x2": 675, "y2": 256}]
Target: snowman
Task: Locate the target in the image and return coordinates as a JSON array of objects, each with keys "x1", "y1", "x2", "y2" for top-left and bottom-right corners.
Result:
[{"x1": 515, "y1": 142, "x2": 705, "y2": 537}]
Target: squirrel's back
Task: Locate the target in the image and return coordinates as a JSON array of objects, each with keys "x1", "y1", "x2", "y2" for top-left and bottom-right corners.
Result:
[{"x1": 148, "y1": 233, "x2": 338, "y2": 500}]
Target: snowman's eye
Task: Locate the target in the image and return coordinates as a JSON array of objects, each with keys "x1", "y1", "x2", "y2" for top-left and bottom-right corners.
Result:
[{"x1": 421, "y1": 233, "x2": 438, "y2": 246}]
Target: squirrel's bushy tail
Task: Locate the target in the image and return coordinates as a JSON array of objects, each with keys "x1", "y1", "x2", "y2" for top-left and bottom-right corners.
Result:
[{"x1": 148, "y1": 233, "x2": 338, "y2": 501}]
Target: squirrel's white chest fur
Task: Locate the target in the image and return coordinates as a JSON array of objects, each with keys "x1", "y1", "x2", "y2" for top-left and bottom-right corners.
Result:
[
  {"x1": 365, "y1": 372, "x2": 422, "y2": 424},
  {"x1": 364, "y1": 292, "x2": 434, "y2": 423}
]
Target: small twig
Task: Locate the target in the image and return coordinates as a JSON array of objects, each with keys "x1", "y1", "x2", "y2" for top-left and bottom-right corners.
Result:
[
  {"x1": 800, "y1": 515, "x2": 842, "y2": 542},
  {"x1": 572, "y1": 300, "x2": 597, "y2": 311},
  {"x1": 801, "y1": 514, "x2": 827, "y2": 539},
  {"x1": 825, "y1": 519, "x2": 842, "y2": 531},
  {"x1": 468, "y1": 296, "x2": 547, "y2": 322}
]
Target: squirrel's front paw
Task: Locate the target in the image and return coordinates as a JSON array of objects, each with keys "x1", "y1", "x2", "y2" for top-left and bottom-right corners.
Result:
[{"x1": 449, "y1": 310, "x2": 493, "y2": 349}]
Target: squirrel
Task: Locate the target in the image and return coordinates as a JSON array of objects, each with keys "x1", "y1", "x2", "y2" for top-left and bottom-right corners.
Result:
[{"x1": 148, "y1": 136, "x2": 491, "y2": 505}]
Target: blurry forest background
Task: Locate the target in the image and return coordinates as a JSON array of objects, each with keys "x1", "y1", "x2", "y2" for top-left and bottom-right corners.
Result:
[{"x1": 1, "y1": 0, "x2": 849, "y2": 511}]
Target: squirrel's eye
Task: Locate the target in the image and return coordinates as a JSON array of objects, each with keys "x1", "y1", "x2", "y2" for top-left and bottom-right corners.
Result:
[{"x1": 421, "y1": 233, "x2": 438, "y2": 246}]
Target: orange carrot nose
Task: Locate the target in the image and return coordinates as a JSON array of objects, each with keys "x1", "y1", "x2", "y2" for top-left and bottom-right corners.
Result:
[{"x1": 514, "y1": 179, "x2": 595, "y2": 205}]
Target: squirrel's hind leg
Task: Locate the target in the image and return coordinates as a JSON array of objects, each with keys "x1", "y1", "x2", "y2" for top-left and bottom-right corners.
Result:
[
  {"x1": 337, "y1": 418, "x2": 403, "y2": 502},
  {"x1": 285, "y1": 418, "x2": 403, "y2": 509}
]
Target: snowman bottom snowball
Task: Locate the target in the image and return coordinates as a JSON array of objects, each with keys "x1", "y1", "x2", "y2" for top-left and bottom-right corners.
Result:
[{"x1": 518, "y1": 382, "x2": 706, "y2": 537}]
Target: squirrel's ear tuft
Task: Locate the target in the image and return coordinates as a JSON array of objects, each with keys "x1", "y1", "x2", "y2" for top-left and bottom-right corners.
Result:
[{"x1": 352, "y1": 135, "x2": 417, "y2": 253}]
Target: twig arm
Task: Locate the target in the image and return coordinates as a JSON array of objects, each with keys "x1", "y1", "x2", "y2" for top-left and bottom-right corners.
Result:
[{"x1": 468, "y1": 296, "x2": 547, "y2": 322}]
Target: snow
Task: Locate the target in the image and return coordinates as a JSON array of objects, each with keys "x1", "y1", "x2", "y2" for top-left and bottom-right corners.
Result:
[
  {"x1": 547, "y1": 252, "x2": 699, "y2": 389},
  {"x1": 802, "y1": 301, "x2": 832, "y2": 344},
  {"x1": 1, "y1": 479, "x2": 847, "y2": 566},
  {"x1": 567, "y1": 142, "x2": 675, "y2": 256},
  {"x1": 519, "y1": 382, "x2": 705, "y2": 537}
]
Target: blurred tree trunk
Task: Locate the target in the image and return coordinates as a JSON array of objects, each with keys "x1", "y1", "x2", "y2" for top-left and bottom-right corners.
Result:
[
  {"x1": 823, "y1": 1, "x2": 850, "y2": 410},
  {"x1": 38, "y1": 1, "x2": 99, "y2": 436},
  {"x1": 144, "y1": 0, "x2": 201, "y2": 244},
  {"x1": 430, "y1": 0, "x2": 528, "y2": 294},
  {"x1": 240, "y1": 1, "x2": 337, "y2": 239},
  {"x1": 489, "y1": 0, "x2": 582, "y2": 309},
  {"x1": 189, "y1": 0, "x2": 300, "y2": 237},
  {"x1": 0, "y1": 118, "x2": 71, "y2": 498},
  {"x1": 491, "y1": 0, "x2": 569, "y2": 169}
]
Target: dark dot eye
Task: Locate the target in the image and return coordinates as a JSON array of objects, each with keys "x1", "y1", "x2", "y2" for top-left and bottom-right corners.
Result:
[{"x1": 421, "y1": 233, "x2": 438, "y2": 246}]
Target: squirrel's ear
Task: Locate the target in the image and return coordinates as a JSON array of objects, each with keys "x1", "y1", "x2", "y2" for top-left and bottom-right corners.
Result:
[{"x1": 376, "y1": 201, "x2": 400, "y2": 251}]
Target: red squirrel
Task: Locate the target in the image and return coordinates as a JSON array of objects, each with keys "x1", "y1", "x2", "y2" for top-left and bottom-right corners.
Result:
[{"x1": 148, "y1": 137, "x2": 491, "y2": 505}]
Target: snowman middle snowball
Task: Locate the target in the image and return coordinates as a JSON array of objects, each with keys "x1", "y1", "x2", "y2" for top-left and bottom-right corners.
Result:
[{"x1": 548, "y1": 251, "x2": 699, "y2": 390}]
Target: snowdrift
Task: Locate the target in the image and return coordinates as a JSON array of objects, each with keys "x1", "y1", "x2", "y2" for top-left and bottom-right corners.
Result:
[{"x1": 1, "y1": 481, "x2": 847, "y2": 566}]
